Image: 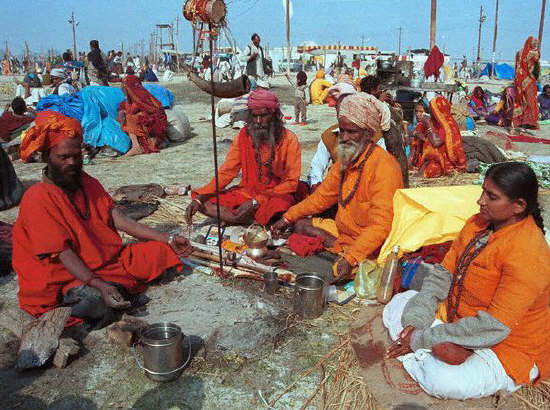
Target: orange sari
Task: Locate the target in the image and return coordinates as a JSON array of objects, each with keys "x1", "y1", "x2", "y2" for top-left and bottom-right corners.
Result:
[
  {"x1": 411, "y1": 97, "x2": 466, "y2": 178},
  {"x1": 512, "y1": 36, "x2": 540, "y2": 129}
]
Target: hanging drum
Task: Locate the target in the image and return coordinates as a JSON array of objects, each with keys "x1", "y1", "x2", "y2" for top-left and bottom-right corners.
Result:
[{"x1": 183, "y1": 0, "x2": 227, "y2": 25}]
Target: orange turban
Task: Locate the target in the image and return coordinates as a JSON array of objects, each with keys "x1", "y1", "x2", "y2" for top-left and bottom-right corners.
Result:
[
  {"x1": 247, "y1": 88, "x2": 280, "y2": 113},
  {"x1": 338, "y1": 93, "x2": 385, "y2": 139},
  {"x1": 19, "y1": 110, "x2": 82, "y2": 163}
]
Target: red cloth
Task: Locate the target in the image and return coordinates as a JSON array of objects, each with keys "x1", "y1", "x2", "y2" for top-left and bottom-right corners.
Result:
[
  {"x1": 507, "y1": 134, "x2": 550, "y2": 145},
  {"x1": 119, "y1": 74, "x2": 167, "y2": 152},
  {"x1": 19, "y1": 111, "x2": 82, "y2": 162},
  {"x1": 0, "y1": 111, "x2": 33, "y2": 141},
  {"x1": 424, "y1": 46, "x2": 445, "y2": 80},
  {"x1": 12, "y1": 173, "x2": 182, "y2": 320},
  {"x1": 288, "y1": 233, "x2": 324, "y2": 257},
  {"x1": 247, "y1": 88, "x2": 280, "y2": 112}
]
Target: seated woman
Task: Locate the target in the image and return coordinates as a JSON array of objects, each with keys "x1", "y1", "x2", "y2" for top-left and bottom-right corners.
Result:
[
  {"x1": 384, "y1": 162, "x2": 550, "y2": 399},
  {"x1": 310, "y1": 70, "x2": 333, "y2": 105},
  {"x1": 118, "y1": 74, "x2": 167, "y2": 157},
  {"x1": 538, "y1": 84, "x2": 550, "y2": 120},
  {"x1": 485, "y1": 86, "x2": 516, "y2": 127},
  {"x1": 409, "y1": 98, "x2": 466, "y2": 178},
  {"x1": 468, "y1": 86, "x2": 494, "y2": 119}
]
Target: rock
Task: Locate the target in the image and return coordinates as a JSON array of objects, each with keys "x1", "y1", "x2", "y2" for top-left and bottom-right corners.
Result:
[
  {"x1": 106, "y1": 315, "x2": 149, "y2": 347},
  {"x1": 15, "y1": 307, "x2": 71, "y2": 370},
  {"x1": 0, "y1": 303, "x2": 35, "y2": 338},
  {"x1": 52, "y1": 338, "x2": 80, "y2": 369}
]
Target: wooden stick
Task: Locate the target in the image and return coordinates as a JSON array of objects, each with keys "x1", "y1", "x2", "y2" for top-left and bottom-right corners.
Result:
[
  {"x1": 270, "y1": 338, "x2": 350, "y2": 407},
  {"x1": 299, "y1": 364, "x2": 329, "y2": 410}
]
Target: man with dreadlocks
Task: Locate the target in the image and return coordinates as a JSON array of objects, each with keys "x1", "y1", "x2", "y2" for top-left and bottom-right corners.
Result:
[
  {"x1": 186, "y1": 88, "x2": 301, "y2": 226},
  {"x1": 272, "y1": 93, "x2": 403, "y2": 283}
]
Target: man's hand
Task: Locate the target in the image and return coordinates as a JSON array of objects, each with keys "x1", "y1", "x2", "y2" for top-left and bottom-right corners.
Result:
[
  {"x1": 330, "y1": 258, "x2": 354, "y2": 284},
  {"x1": 431, "y1": 342, "x2": 473, "y2": 365},
  {"x1": 168, "y1": 235, "x2": 194, "y2": 257},
  {"x1": 386, "y1": 325, "x2": 415, "y2": 358},
  {"x1": 233, "y1": 199, "x2": 257, "y2": 220},
  {"x1": 95, "y1": 281, "x2": 131, "y2": 309},
  {"x1": 185, "y1": 199, "x2": 203, "y2": 226},
  {"x1": 271, "y1": 217, "x2": 291, "y2": 239}
]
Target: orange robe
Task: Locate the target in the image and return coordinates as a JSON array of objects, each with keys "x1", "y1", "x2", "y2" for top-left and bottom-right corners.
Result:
[
  {"x1": 442, "y1": 214, "x2": 550, "y2": 385},
  {"x1": 194, "y1": 127, "x2": 301, "y2": 225},
  {"x1": 284, "y1": 145, "x2": 403, "y2": 265},
  {"x1": 12, "y1": 173, "x2": 181, "y2": 318}
]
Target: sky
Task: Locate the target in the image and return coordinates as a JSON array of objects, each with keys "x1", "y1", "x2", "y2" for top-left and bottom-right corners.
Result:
[{"x1": 1, "y1": 0, "x2": 547, "y2": 62}]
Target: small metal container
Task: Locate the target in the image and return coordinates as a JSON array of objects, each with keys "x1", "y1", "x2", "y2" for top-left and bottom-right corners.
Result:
[
  {"x1": 293, "y1": 273, "x2": 326, "y2": 319},
  {"x1": 264, "y1": 271, "x2": 279, "y2": 294}
]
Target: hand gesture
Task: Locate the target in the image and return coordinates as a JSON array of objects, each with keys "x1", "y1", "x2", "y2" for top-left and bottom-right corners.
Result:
[
  {"x1": 169, "y1": 235, "x2": 194, "y2": 257},
  {"x1": 385, "y1": 325, "x2": 415, "y2": 358},
  {"x1": 185, "y1": 199, "x2": 203, "y2": 226},
  {"x1": 97, "y1": 282, "x2": 131, "y2": 309},
  {"x1": 271, "y1": 217, "x2": 291, "y2": 239}
]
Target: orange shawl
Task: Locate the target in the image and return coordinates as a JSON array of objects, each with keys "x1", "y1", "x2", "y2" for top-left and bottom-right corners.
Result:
[{"x1": 512, "y1": 36, "x2": 540, "y2": 129}]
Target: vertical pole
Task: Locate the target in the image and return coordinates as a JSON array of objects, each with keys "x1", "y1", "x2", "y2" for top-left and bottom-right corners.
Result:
[
  {"x1": 491, "y1": 0, "x2": 499, "y2": 78},
  {"x1": 208, "y1": 23, "x2": 224, "y2": 274},
  {"x1": 540, "y1": 0, "x2": 547, "y2": 51},
  {"x1": 430, "y1": 0, "x2": 437, "y2": 49},
  {"x1": 398, "y1": 27, "x2": 402, "y2": 55},
  {"x1": 477, "y1": 6, "x2": 484, "y2": 62},
  {"x1": 286, "y1": 0, "x2": 291, "y2": 76},
  {"x1": 71, "y1": 12, "x2": 77, "y2": 59}
]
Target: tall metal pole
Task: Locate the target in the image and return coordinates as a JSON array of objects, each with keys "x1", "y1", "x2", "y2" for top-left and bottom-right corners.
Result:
[
  {"x1": 477, "y1": 6, "x2": 486, "y2": 62},
  {"x1": 430, "y1": 0, "x2": 437, "y2": 49},
  {"x1": 286, "y1": 0, "x2": 291, "y2": 76},
  {"x1": 208, "y1": 24, "x2": 224, "y2": 275},
  {"x1": 398, "y1": 27, "x2": 402, "y2": 55},
  {"x1": 540, "y1": 0, "x2": 547, "y2": 51},
  {"x1": 491, "y1": 0, "x2": 499, "y2": 77},
  {"x1": 69, "y1": 12, "x2": 77, "y2": 59}
]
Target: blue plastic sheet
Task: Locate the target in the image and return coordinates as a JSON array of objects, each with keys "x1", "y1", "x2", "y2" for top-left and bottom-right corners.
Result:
[
  {"x1": 479, "y1": 63, "x2": 515, "y2": 80},
  {"x1": 143, "y1": 85, "x2": 174, "y2": 109},
  {"x1": 79, "y1": 86, "x2": 131, "y2": 154},
  {"x1": 35, "y1": 93, "x2": 84, "y2": 121}
]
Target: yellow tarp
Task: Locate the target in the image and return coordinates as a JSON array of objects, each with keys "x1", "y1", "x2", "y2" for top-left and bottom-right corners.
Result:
[{"x1": 377, "y1": 185, "x2": 482, "y2": 265}]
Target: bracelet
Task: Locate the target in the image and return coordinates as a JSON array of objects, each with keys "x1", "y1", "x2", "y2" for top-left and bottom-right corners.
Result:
[{"x1": 168, "y1": 233, "x2": 176, "y2": 246}]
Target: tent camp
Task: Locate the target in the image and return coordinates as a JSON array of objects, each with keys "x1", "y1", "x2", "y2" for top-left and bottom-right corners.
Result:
[{"x1": 480, "y1": 63, "x2": 514, "y2": 80}]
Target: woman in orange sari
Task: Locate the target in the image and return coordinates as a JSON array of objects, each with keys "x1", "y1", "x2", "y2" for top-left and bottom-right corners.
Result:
[
  {"x1": 118, "y1": 74, "x2": 167, "y2": 157},
  {"x1": 410, "y1": 97, "x2": 466, "y2": 178},
  {"x1": 512, "y1": 36, "x2": 540, "y2": 130}
]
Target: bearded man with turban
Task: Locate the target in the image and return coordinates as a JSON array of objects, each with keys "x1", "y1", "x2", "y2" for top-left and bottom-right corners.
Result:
[
  {"x1": 13, "y1": 111, "x2": 191, "y2": 327},
  {"x1": 272, "y1": 93, "x2": 403, "y2": 283},
  {"x1": 186, "y1": 89, "x2": 301, "y2": 226}
]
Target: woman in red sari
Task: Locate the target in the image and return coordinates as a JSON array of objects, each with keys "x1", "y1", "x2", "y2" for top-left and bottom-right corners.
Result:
[
  {"x1": 410, "y1": 97, "x2": 466, "y2": 178},
  {"x1": 512, "y1": 36, "x2": 540, "y2": 130},
  {"x1": 118, "y1": 74, "x2": 167, "y2": 157}
]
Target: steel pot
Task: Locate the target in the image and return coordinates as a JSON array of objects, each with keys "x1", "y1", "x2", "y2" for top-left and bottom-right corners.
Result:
[{"x1": 293, "y1": 273, "x2": 326, "y2": 319}]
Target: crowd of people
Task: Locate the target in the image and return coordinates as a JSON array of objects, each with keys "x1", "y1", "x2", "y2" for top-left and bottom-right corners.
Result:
[{"x1": 1, "y1": 33, "x2": 549, "y2": 403}]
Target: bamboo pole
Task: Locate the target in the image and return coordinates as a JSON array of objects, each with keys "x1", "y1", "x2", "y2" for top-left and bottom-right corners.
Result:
[{"x1": 430, "y1": 0, "x2": 437, "y2": 50}]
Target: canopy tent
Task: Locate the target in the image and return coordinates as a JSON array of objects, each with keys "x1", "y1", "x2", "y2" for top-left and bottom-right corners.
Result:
[
  {"x1": 297, "y1": 44, "x2": 377, "y2": 56},
  {"x1": 479, "y1": 63, "x2": 515, "y2": 80}
]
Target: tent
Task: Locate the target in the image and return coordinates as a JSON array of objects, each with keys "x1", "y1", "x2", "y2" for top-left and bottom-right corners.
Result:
[{"x1": 479, "y1": 63, "x2": 514, "y2": 80}]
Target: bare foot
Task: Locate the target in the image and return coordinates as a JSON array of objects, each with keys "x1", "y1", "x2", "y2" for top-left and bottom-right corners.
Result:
[{"x1": 122, "y1": 146, "x2": 144, "y2": 157}]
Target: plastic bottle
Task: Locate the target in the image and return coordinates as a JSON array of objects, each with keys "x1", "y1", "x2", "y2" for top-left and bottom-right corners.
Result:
[{"x1": 377, "y1": 245, "x2": 400, "y2": 304}]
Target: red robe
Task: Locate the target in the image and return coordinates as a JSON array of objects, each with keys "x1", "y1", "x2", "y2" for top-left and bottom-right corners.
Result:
[{"x1": 12, "y1": 172, "x2": 181, "y2": 319}]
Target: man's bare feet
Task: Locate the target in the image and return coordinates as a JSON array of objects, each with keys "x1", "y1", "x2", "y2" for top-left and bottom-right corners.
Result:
[{"x1": 122, "y1": 145, "x2": 144, "y2": 157}]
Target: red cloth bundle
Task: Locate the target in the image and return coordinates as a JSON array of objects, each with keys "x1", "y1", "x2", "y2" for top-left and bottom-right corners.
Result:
[{"x1": 288, "y1": 233, "x2": 324, "y2": 257}]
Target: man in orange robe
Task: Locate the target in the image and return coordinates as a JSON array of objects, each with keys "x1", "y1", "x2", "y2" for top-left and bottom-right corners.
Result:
[
  {"x1": 13, "y1": 111, "x2": 191, "y2": 326},
  {"x1": 186, "y1": 89, "x2": 301, "y2": 226},
  {"x1": 273, "y1": 93, "x2": 403, "y2": 283}
]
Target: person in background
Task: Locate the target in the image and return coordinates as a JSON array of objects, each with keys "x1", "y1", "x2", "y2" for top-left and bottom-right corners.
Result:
[
  {"x1": 0, "y1": 97, "x2": 35, "y2": 142},
  {"x1": 245, "y1": 33, "x2": 268, "y2": 82},
  {"x1": 385, "y1": 162, "x2": 550, "y2": 400},
  {"x1": 310, "y1": 70, "x2": 333, "y2": 105},
  {"x1": 87, "y1": 40, "x2": 109, "y2": 86},
  {"x1": 50, "y1": 68, "x2": 76, "y2": 96},
  {"x1": 286, "y1": 70, "x2": 308, "y2": 125},
  {"x1": 538, "y1": 84, "x2": 550, "y2": 120},
  {"x1": 512, "y1": 36, "x2": 540, "y2": 130}
]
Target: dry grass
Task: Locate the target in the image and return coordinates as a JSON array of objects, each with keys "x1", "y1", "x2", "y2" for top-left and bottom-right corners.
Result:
[
  {"x1": 513, "y1": 381, "x2": 550, "y2": 410},
  {"x1": 409, "y1": 170, "x2": 481, "y2": 188}
]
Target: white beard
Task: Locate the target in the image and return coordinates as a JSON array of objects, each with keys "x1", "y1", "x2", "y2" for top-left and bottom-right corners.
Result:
[{"x1": 336, "y1": 139, "x2": 366, "y2": 171}]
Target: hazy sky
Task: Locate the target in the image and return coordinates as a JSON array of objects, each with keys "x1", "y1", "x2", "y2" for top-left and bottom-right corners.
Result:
[{"x1": 1, "y1": 0, "x2": 547, "y2": 61}]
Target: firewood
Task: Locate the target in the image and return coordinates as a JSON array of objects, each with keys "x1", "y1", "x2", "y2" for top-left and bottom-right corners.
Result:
[
  {"x1": 52, "y1": 338, "x2": 80, "y2": 369},
  {"x1": 0, "y1": 303, "x2": 34, "y2": 338}
]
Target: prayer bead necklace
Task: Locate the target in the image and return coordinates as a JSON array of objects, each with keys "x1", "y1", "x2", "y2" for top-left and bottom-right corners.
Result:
[
  {"x1": 255, "y1": 145, "x2": 275, "y2": 185},
  {"x1": 446, "y1": 229, "x2": 492, "y2": 322},
  {"x1": 338, "y1": 143, "x2": 376, "y2": 208}
]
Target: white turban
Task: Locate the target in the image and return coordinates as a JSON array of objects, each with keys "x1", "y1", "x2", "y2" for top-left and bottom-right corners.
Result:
[{"x1": 50, "y1": 68, "x2": 66, "y2": 79}]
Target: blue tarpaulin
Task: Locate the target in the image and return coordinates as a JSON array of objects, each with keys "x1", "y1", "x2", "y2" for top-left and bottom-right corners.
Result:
[
  {"x1": 480, "y1": 63, "x2": 515, "y2": 80},
  {"x1": 35, "y1": 84, "x2": 175, "y2": 153}
]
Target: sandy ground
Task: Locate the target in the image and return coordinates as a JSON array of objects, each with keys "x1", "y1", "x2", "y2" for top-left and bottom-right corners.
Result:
[{"x1": 1, "y1": 76, "x2": 550, "y2": 409}]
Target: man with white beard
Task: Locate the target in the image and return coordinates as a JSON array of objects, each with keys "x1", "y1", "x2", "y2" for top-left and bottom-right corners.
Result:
[{"x1": 272, "y1": 93, "x2": 403, "y2": 283}]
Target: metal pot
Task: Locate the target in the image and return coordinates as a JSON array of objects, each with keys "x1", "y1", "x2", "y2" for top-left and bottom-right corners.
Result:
[
  {"x1": 293, "y1": 273, "x2": 326, "y2": 319},
  {"x1": 246, "y1": 246, "x2": 268, "y2": 259},
  {"x1": 132, "y1": 323, "x2": 191, "y2": 382}
]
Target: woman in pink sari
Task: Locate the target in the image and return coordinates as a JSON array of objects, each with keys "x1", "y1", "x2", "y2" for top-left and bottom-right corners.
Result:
[{"x1": 512, "y1": 37, "x2": 540, "y2": 130}]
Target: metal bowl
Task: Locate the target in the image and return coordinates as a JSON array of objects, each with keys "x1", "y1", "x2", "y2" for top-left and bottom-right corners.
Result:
[
  {"x1": 243, "y1": 224, "x2": 269, "y2": 249},
  {"x1": 246, "y1": 246, "x2": 268, "y2": 259}
]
